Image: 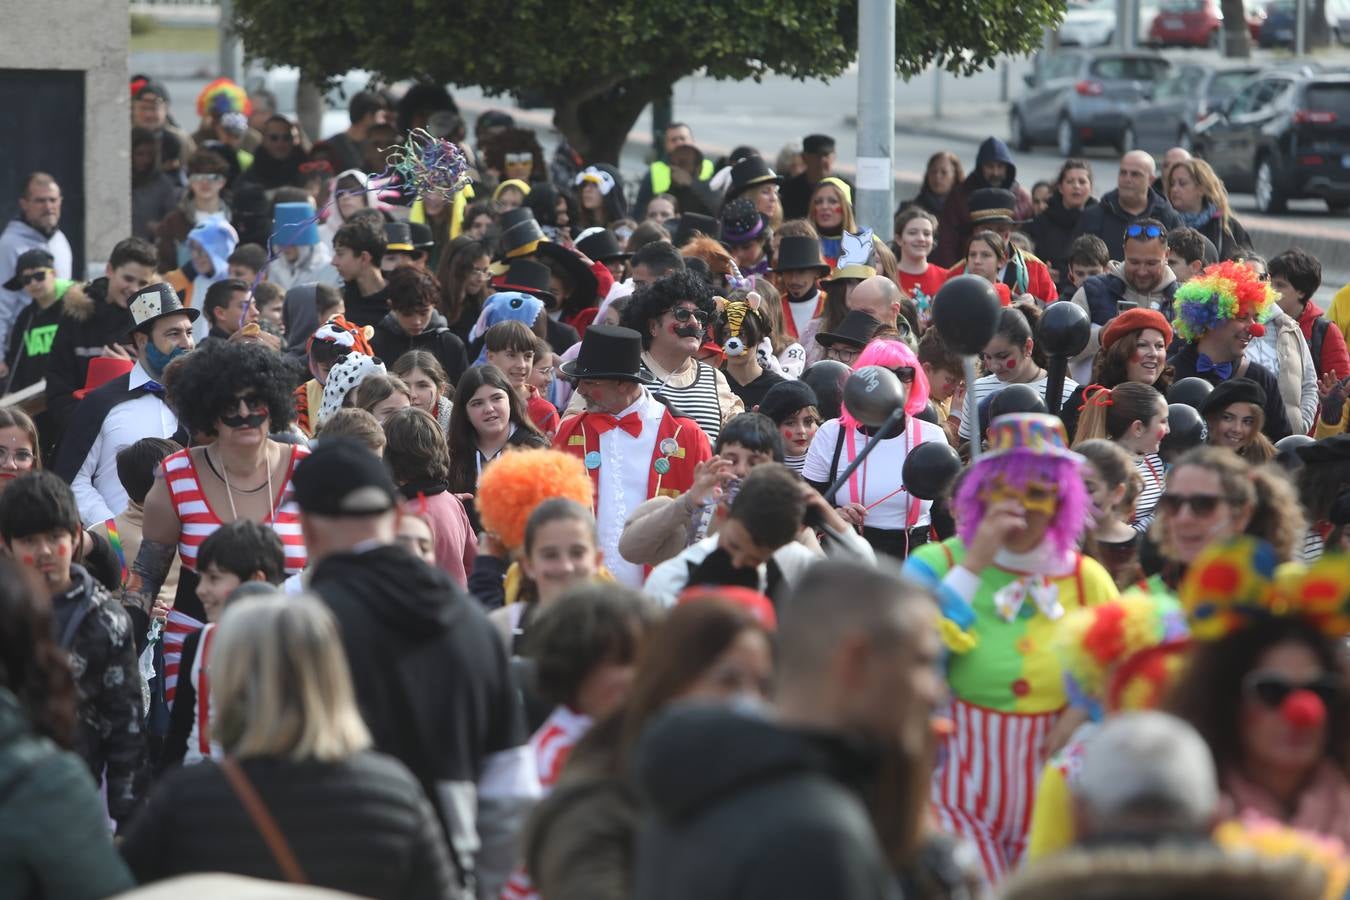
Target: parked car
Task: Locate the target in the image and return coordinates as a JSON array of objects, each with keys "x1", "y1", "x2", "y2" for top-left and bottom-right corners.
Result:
[
  {"x1": 1010, "y1": 50, "x2": 1172, "y2": 155},
  {"x1": 1146, "y1": 0, "x2": 1265, "y2": 46},
  {"x1": 1059, "y1": 0, "x2": 1118, "y2": 46},
  {"x1": 1193, "y1": 70, "x2": 1350, "y2": 212},
  {"x1": 1124, "y1": 63, "x2": 1261, "y2": 151},
  {"x1": 1259, "y1": 0, "x2": 1350, "y2": 46}
]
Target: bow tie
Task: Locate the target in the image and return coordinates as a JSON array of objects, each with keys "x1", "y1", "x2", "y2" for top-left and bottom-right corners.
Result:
[
  {"x1": 992, "y1": 575, "x2": 1064, "y2": 624},
  {"x1": 1195, "y1": 354, "x2": 1233, "y2": 380},
  {"x1": 589, "y1": 411, "x2": 642, "y2": 438},
  {"x1": 143, "y1": 380, "x2": 165, "y2": 395}
]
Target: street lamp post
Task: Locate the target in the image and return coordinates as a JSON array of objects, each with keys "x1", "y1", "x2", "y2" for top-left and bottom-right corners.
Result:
[{"x1": 856, "y1": 0, "x2": 896, "y2": 240}]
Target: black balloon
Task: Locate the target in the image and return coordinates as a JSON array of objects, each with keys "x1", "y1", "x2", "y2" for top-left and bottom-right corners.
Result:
[
  {"x1": 902, "y1": 440, "x2": 963, "y2": 501},
  {"x1": 843, "y1": 366, "x2": 905, "y2": 428},
  {"x1": 932, "y1": 274, "x2": 1003, "y2": 355},
  {"x1": 1036, "y1": 300, "x2": 1091, "y2": 358},
  {"x1": 1167, "y1": 377, "x2": 1214, "y2": 410},
  {"x1": 981, "y1": 383, "x2": 1047, "y2": 438},
  {"x1": 1160, "y1": 402, "x2": 1205, "y2": 463},
  {"x1": 800, "y1": 359, "x2": 851, "y2": 421},
  {"x1": 1274, "y1": 434, "x2": 1315, "y2": 472}
]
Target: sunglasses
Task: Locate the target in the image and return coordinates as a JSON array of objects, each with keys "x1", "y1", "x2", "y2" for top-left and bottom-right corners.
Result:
[
  {"x1": 18, "y1": 271, "x2": 48, "y2": 286},
  {"x1": 1125, "y1": 223, "x2": 1164, "y2": 240},
  {"x1": 892, "y1": 366, "x2": 916, "y2": 384},
  {"x1": 189, "y1": 173, "x2": 224, "y2": 184},
  {"x1": 1156, "y1": 492, "x2": 1226, "y2": 516},
  {"x1": 504, "y1": 152, "x2": 533, "y2": 164},
  {"x1": 221, "y1": 393, "x2": 268, "y2": 414},
  {"x1": 671, "y1": 307, "x2": 710, "y2": 325},
  {"x1": 1244, "y1": 671, "x2": 1340, "y2": 710}
]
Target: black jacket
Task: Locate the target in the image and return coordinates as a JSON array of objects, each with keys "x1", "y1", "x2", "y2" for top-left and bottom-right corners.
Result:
[
  {"x1": 309, "y1": 544, "x2": 528, "y2": 890},
  {"x1": 4, "y1": 286, "x2": 74, "y2": 394},
  {"x1": 1072, "y1": 188, "x2": 1183, "y2": 261},
  {"x1": 1193, "y1": 210, "x2": 1253, "y2": 261},
  {"x1": 43, "y1": 278, "x2": 135, "y2": 441},
  {"x1": 1025, "y1": 194, "x2": 1098, "y2": 293},
  {"x1": 1168, "y1": 344, "x2": 1292, "y2": 440},
  {"x1": 119, "y1": 751, "x2": 458, "y2": 899},
  {"x1": 370, "y1": 309, "x2": 469, "y2": 386},
  {"x1": 633, "y1": 705, "x2": 900, "y2": 900},
  {"x1": 341, "y1": 281, "x2": 392, "y2": 331}
]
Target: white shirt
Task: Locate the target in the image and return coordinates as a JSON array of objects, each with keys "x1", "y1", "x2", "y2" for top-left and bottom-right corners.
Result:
[
  {"x1": 72, "y1": 363, "x2": 179, "y2": 526},
  {"x1": 802, "y1": 416, "x2": 949, "y2": 530},
  {"x1": 958, "y1": 373, "x2": 1079, "y2": 441},
  {"x1": 597, "y1": 389, "x2": 664, "y2": 588},
  {"x1": 786, "y1": 297, "x2": 818, "y2": 341}
]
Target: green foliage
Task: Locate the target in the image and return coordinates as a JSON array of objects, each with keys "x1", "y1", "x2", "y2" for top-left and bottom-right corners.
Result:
[
  {"x1": 129, "y1": 12, "x2": 156, "y2": 36},
  {"x1": 232, "y1": 0, "x2": 1065, "y2": 159}
]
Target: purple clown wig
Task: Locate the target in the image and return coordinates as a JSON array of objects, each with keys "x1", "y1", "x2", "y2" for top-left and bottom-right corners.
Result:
[
  {"x1": 838, "y1": 338, "x2": 930, "y2": 430},
  {"x1": 952, "y1": 450, "x2": 1092, "y2": 559}
]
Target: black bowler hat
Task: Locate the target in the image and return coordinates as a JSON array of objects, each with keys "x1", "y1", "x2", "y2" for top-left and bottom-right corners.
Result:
[
  {"x1": 493, "y1": 258, "x2": 557, "y2": 308},
  {"x1": 815, "y1": 309, "x2": 882, "y2": 349},
  {"x1": 408, "y1": 221, "x2": 435, "y2": 250},
  {"x1": 559, "y1": 325, "x2": 659, "y2": 384},
  {"x1": 774, "y1": 235, "x2": 830, "y2": 275},
  {"x1": 727, "y1": 155, "x2": 782, "y2": 199},
  {"x1": 671, "y1": 213, "x2": 721, "y2": 248},
  {"x1": 126, "y1": 283, "x2": 200, "y2": 338},
  {"x1": 802, "y1": 134, "x2": 836, "y2": 155},
  {"x1": 496, "y1": 207, "x2": 545, "y2": 260},
  {"x1": 576, "y1": 228, "x2": 630, "y2": 262},
  {"x1": 1200, "y1": 377, "x2": 1267, "y2": 418},
  {"x1": 384, "y1": 221, "x2": 415, "y2": 252}
]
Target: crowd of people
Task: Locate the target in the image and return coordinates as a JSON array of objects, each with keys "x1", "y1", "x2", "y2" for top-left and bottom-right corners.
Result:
[{"x1": 0, "y1": 72, "x2": 1349, "y2": 899}]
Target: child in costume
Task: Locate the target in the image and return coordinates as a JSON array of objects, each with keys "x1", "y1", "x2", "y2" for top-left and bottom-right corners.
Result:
[
  {"x1": 292, "y1": 316, "x2": 375, "y2": 436},
  {"x1": 902, "y1": 412, "x2": 1119, "y2": 883}
]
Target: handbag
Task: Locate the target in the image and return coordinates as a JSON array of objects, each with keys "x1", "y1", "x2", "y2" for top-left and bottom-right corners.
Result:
[{"x1": 219, "y1": 757, "x2": 309, "y2": 885}]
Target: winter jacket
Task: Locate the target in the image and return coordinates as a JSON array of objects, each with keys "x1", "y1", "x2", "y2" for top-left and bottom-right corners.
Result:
[
  {"x1": 309, "y1": 544, "x2": 535, "y2": 899},
  {"x1": 1187, "y1": 207, "x2": 1253, "y2": 260},
  {"x1": 0, "y1": 216, "x2": 73, "y2": 351},
  {"x1": 119, "y1": 751, "x2": 460, "y2": 900},
  {"x1": 1070, "y1": 188, "x2": 1183, "y2": 261},
  {"x1": 370, "y1": 309, "x2": 470, "y2": 387},
  {"x1": 37, "y1": 277, "x2": 134, "y2": 442},
  {"x1": 1025, "y1": 194, "x2": 1098, "y2": 293},
  {"x1": 52, "y1": 564, "x2": 148, "y2": 828},
  {"x1": 633, "y1": 705, "x2": 900, "y2": 900},
  {"x1": 3, "y1": 279, "x2": 78, "y2": 393},
  {"x1": 1295, "y1": 300, "x2": 1350, "y2": 383},
  {"x1": 933, "y1": 138, "x2": 1034, "y2": 266},
  {"x1": 1168, "y1": 344, "x2": 1292, "y2": 440},
  {"x1": 1245, "y1": 309, "x2": 1318, "y2": 433},
  {"x1": 0, "y1": 687, "x2": 134, "y2": 899},
  {"x1": 1067, "y1": 262, "x2": 1179, "y2": 386}
]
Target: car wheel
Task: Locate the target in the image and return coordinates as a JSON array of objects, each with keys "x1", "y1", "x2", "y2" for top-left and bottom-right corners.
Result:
[
  {"x1": 1327, "y1": 199, "x2": 1349, "y2": 214},
  {"x1": 1057, "y1": 117, "x2": 1082, "y2": 156},
  {"x1": 1010, "y1": 110, "x2": 1030, "y2": 152},
  {"x1": 1254, "y1": 157, "x2": 1287, "y2": 214},
  {"x1": 1118, "y1": 124, "x2": 1137, "y2": 154},
  {"x1": 1178, "y1": 127, "x2": 1194, "y2": 152}
]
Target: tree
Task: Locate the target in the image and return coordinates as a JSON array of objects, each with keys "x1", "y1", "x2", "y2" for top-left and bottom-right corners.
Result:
[{"x1": 232, "y1": 0, "x2": 1065, "y2": 164}]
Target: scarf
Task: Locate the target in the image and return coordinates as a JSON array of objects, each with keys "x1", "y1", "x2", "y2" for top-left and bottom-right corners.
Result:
[
  {"x1": 1176, "y1": 203, "x2": 1219, "y2": 229},
  {"x1": 1223, "y1": 761, "x2": 1350, "y2": 845}
]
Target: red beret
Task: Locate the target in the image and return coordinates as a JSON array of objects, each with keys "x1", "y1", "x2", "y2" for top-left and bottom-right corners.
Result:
[{"x1": 1100, "y1": 307, "x2": 1173, "y2": 352}]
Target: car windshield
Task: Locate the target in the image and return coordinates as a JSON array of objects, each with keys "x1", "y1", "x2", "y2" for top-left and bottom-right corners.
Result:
[
  {"x1": 1090, "y1": 58, "x2": 1172, "y2": 82},
  {"x1": 1210, "y1": 71, "x2": 1259, "y2": 98},
  {"x1": 1306, "y1": 83, "x2": 1350, "y2": 116}
]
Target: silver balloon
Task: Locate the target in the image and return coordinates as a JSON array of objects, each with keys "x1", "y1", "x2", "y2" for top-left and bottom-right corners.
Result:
[{"x1": 842, "y1": 365, "x2": 906, "y2": 428}]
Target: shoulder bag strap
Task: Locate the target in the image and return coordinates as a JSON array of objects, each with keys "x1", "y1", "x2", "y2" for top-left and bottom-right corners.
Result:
[{"x1": 219, "y1": 757, "x2": 309, "y2": 884}]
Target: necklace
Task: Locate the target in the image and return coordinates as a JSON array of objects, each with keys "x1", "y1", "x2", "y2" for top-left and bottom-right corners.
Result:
[
  {"x1": 209, "y1": 443, "x2": 276, "y2": 523},
  {"x1": 202, "y1": 448, "x2": 270, "y2": 493}
]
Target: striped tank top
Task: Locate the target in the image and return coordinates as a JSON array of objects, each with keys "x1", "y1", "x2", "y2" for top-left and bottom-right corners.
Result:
[
  {"x1": 1132, "y1": 452, "x2": 1164, "y2": 534},
  {"x1": 650, "y1": 360, "x2": 724, "y2": 444},
  {"x1": 162, "y1": 444, "x2": 309, "y2": 574}
]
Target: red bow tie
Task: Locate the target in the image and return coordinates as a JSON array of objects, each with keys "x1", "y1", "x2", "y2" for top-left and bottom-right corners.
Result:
[{"x1": 589, "y1": 411, "x2": 642, "y2": 438}]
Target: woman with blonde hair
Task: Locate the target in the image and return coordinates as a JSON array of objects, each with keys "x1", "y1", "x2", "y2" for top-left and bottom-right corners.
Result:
[
  {"x1": 120, "y1": 594, "x2": 457, "y2": 897},
  {"x1": 1165, "y1": 158, "x2": 1252, "y2": 260},
  {"x1": 808, "y1": 177, "x2": 859, "y2": 267}
]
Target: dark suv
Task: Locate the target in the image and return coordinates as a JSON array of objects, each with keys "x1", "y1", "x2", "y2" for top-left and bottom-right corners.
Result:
[{"x1": 1193, "y1": 70, "x2": 1350, "y2": 213}]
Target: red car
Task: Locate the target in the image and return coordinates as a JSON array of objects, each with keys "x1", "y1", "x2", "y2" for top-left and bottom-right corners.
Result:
[{"x1": 1148, "y1": 0, "x2": 1262, "y2": 46}]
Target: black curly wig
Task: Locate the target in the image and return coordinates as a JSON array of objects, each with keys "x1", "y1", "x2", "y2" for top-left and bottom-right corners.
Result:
[
  {"x1": 169, "y1": 341, "x2": 299, "y2": 437},
  {"x1": 620, "y1": 270, "x2": 716, "y2": 350}
]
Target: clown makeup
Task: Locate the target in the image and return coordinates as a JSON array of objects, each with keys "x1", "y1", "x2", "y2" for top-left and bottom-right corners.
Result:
[
  {"x1": 10, "y1": 527, "x2": 75, "y2": 590},
  {"x1": 779, "y1": 407, "x2": 821, "y2": 457},
  {"x1": 982, "y1": 475, "x2": 1058, "y2": 517},
  {"x1": 1122, "y1": 397, "x2": 1170, "y2": 456},
  {"x1": 1240, "y1": 641, "x2": 1333, "y2": 784},
  {"x1": 653, "y1": 301, "x2": 708, "y2": 357},
  {"x1": 1125, "y1": 328, "x2": 1169, "y2": 385},
  {"x1": 980, "y1": 334, "x2": 1032, "y2": 384},
  {"x1": 811, "y1": 188, "x2": 844, "y2": 231},
  {"x1": 504, "y1": 153, "x2": 534, "y2": 182}
]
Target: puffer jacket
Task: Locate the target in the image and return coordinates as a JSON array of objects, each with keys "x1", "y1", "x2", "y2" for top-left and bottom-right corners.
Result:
[{"x1": 1245, "y1": 309, "x2": 1318, "y2": 433}]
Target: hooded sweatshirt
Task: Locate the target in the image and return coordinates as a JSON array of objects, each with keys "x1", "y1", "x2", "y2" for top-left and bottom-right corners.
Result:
[
  {"x1": 933, "y1": 137, "x2": 1034, "y2": 266},
  {"x1": 179, "y1": 218, "x2": 238, "y2": 343},
  {"x1": 309, "y1": 544, "x2": 535, "y2": 897},
  {"x1": 319, "y1": 168, "x2": 384, "y2": 247},
  {"x1": 371, "y1": 308, "x2": 470, "y2": 387},
  {"x1": 0, "y1": 216, "x2": 73, "y2": 351},
  {"x1": 632, "y1": 704, "x2": 898, "y2": 900},
  {"x1": 3, "y1": 278, "x2": 80, "y2": 393},
  {"x1": 1071, "y1": 187, "x2": 1183, "y2": 261}
]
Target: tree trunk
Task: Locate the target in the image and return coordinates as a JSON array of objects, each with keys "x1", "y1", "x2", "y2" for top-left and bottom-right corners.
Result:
[
  {"x1": 296, "y1": 70, "x2": 324, "y2": 147},
  {"x1": 1219, "y1": 0, "x2": 1251, "y2": 56},
  {"x1": 552, "y1": 77, "x2": 670, "y2": 166}
]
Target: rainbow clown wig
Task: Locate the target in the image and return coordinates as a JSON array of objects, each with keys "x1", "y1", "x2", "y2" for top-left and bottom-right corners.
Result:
[
  {"x1": 1172, "y1": 260, "x2": 1277, "y2": 343},
  {"x1": 838, "y1": 338, "x2": 931, "y2": 429},
  {"x1": 953, "y1": 413, "x2": 1092, "y2": 559},
  {"x1": 196, "y1": 78, "x2": 251, "y2": 119}
]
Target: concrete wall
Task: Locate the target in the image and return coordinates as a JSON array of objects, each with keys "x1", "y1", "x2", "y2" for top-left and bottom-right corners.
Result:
[{"x1": 0, "y1": 0, "x2": 129, "y2": 277}]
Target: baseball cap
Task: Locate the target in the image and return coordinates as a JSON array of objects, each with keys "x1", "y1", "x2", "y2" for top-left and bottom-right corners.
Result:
[
  {"x1": 293, "y1": 438, "x2": 398, "y2": 516},
  {"x1": 4, "y1": 248, "x2": 55, "y2": 291}
]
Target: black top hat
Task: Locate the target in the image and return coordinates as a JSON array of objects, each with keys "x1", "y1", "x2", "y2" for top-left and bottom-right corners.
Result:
[
  {"x1": 384, "y1": 221, "x2": 415, "y2": 252},
  {"x1": 727, "y1": 156, "x2": 782, "y2": 199},
  {"x1": 774, "y1": 235, "x2": 830, "y2": 274},
  {"x1": 802, "y1": 134, "x2": 836, "y2": 155},
  {"x1": 126, "y1": 283, "x2": 199, "y2": 337},
  {"x1": 968, "y1": 188, "x2": 1022, "y2": 226},
  {"x1": 497, "y1": 207, "x2": 545, "y2": 259},
  {"x1": 493, "y1": 258, "x2": 557, "y2": 307},
  {"x1": 1200, "y1": 376, "x2": 1267, "y2": 418},
  {"x1": 3, "y1": 248, "x2": 55, "y2": 291},
  {"x1": 720, "y1": 198, "x2": 767, "y2": 246},
  {"x1": 535, "y1": 241, "x2": 599, "y2": 309},
  {"x1": 815, "y1": 309, "x2": 882, "y2": 349},
  {"x1": 575, "y1": 228, "x2": 630, "y2": 262},
  {"x1": 671, "y1": 212, "x2": 721, "y2": 248},
  {"x1": 408, "y1": 221, "x2": 435, "y2": 250},
  {"x1": 559, "y1": 325, "x2": 658, "y2": 384}
]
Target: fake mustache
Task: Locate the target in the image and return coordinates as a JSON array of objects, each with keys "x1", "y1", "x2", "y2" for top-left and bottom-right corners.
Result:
[
  {"x1": 673, "y1": 325, "x2": 705, "y2": 339},
  {"x1": 220, "y1": 411, "x2": 269, "y2": 429}
]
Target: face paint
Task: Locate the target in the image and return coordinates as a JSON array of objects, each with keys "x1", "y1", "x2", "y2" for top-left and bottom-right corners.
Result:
[
  {"x1": 1005, "y1": 358, "x2": 1017, "y2": 370},
  {"x1": 55, "y1": 545, "x2": 67, "y2": 557},
  {"x1": 19, "y1": 555, "x2": 33, "y2": 566},
  {"x1": 220, "y1": 411, "x2": 269, "y2": 430},
  {"x1": 145, "y1": 341, "x2": 189, "y2": 378}
]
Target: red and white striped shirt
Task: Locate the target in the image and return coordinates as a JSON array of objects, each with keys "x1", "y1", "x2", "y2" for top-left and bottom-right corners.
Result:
[{"x1": 162, "y1": 445, "x2": 309, "y2": 574}]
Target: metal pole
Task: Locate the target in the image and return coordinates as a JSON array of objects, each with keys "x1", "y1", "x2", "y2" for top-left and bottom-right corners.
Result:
[
  {"x1": 933, "y1": 56, "x2": 944, "y2": 120},
  {"x1": 1116, "y1": 0, "x2": 1129, "y2": 47},
  {"x1": 963, "y1": 355, "x2": 982, "y2": 459},
  {"x1": 1295, "y1": 0, "x2": 1307, "y2": 56},
  {"x1": 1000, "y1": 61, "x2": 1010, "y2": 103},
  {"x1": 856, "y1": 0, "x2": 897, "y2": 239},
  {"x1": 218, "y1": 0, "x2": 241, "y2": 82}
]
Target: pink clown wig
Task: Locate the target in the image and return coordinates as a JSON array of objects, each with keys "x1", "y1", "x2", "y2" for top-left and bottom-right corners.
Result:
[
  {"x1": 838, "y1": 338, "x2": 930, "y2": 429},
  {"x1": 953, "y1": 451, "x2": 1092, "y2": 558}
]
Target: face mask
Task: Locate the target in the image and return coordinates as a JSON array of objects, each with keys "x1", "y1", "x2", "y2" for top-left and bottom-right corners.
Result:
[
  {"x1": 219, "y1": 411, "x2": 268, "y2": 430},
  {"x1": 981, "y1": 476, "x2": 1058, "y2": 516},
  {"x1": 144, "y1": 341, "x2": 189, "y2": 378}
]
